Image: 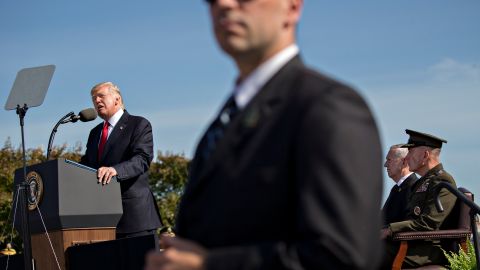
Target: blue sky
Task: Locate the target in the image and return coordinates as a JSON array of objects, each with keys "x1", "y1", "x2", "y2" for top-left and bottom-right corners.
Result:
[{"x1": 1, "y1": 1, "x2": 479, "y2": 200}]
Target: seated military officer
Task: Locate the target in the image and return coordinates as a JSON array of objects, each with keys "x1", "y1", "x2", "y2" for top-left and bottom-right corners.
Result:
[{"x1": 380, "y1": 129, "x2": 457, "y2": 269}]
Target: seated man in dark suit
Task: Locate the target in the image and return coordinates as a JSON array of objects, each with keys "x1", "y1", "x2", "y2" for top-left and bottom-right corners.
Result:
[
  {"x1": 380, "y1": 130, "x2": 457, "y2": 269},
  {"x1": 145, "y1": 0, "x2": 383, "y2": 269},
  {"x1": 80, "y1": 82, "x2": 162, "y2": 240},
  {"x1": 382, "y1": 144, "x2": 418, "y2": 225}
]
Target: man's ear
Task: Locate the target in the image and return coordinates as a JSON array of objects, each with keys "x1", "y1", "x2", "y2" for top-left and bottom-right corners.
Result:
[
  {"x1": 422, "y1": 149, "x2": 430, "y2": 162},
  {"x1": 286, "y1": 0, "x2": 303, "y2": 26},
  {"x1": 401, "y1": 158, "x2": 408, "y2": 167}
]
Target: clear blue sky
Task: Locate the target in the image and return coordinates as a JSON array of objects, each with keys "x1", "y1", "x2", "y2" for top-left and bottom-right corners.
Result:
[{"x1": 1, "y1": 1, "x2": 479, "y2": 200}]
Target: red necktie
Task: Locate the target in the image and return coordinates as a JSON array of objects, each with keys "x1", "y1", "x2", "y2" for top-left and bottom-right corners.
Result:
[{"x1": 98, "y1": 121, "x2": 109, "y2": 160}]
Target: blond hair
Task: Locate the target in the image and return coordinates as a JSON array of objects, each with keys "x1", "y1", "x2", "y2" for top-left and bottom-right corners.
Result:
[{"x1": 91, "y1": 81, "x2": 125, "y2": 109}]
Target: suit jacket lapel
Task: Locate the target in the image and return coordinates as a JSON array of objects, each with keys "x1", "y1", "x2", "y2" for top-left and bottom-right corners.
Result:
[
  {"x1": 401, "y1": 173, "x2": 417, "y2": 190},
  {"x1": 186, "y1": 56, "x2": 305, "y2": 196},
  {"x1": 90, "y1": 123, "x2": 103, "y2": 166},
  {"x1": 99, "y1": 111, "x2": 129, "y2": 162}
]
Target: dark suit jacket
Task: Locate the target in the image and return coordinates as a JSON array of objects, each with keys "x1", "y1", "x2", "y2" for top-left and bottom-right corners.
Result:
[
  {"x1": 381, "y1": 173, "x2": 418, "y2": 226},
  {"x1": 175, "y1": 56, "x2": 384, "y2": 270},
  {"x1": 80, "y1": 110, "x2": 162, "y2": 234}
]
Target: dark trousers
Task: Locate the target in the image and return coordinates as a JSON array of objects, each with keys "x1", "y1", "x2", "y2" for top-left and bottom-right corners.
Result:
[{"x1": 380, "y1": 240, "x2": 448, "y2": 269}]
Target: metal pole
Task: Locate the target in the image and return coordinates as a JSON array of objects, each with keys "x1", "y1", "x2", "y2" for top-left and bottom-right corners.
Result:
[
  {"x1": 17, "y1": 104, "x2": 34, "y2": 270},
  {"x1": 18, "y1": 184, "x2": 33, "y2": 270}
]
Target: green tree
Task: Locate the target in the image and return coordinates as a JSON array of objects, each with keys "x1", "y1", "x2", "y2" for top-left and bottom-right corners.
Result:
[
  {"x1": 0, "y1": 138, "x2": 54, "y2": 251},
  {"x1": 149, "y1": 151, "x2": 190, "y2": 229}
]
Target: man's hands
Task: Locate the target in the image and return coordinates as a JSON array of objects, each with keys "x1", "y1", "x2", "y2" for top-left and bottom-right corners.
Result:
[
  {"x1": 145, "y1": 236, "x2": 207, "y2": 270},
  {"x1": 97, "y1": 166, "x2": 117, "y2": 185},
  {"x1": 380, "y1": 227, "x2": 392, "y2": 240}
]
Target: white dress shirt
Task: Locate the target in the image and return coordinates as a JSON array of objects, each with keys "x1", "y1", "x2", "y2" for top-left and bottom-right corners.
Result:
[
  {"x1": 102, "y1": 109, "x2": 124, "y2": 140},
  {"x1": 233, "y1": 44, "x2": 299, "y2": 109},
  {"x1": 396, "y1": 172, "x2": 414, "y2": 187}
]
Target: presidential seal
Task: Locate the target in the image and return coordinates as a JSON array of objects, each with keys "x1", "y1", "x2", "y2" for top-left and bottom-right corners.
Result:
[{"x1": 26, "y1": 171, "x2": 44, "y2": 211}]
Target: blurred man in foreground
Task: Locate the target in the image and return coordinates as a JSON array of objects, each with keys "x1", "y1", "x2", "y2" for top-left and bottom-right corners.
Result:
[{"x1": 146, "y1": 0, "x2": 383, "y2": 269}]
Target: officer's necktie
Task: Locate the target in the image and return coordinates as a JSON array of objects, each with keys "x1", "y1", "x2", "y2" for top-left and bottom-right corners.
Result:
[
  {"x1": 98, "y1": 121, "x2": 109, "y2": 160},
  {"x1": 202, "y1": 96, "x2": 239, "y2": 160}
]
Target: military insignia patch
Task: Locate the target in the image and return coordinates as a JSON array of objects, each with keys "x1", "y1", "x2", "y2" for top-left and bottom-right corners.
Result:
[
  {"x1": 416, "y1": 181, "x2": 429, "y2": 193},
  {"x1": 414, "y1": 206, "x2": 421, "y2": 216}
]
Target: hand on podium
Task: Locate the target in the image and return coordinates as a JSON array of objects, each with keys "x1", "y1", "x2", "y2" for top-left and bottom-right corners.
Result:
[{"x1": 97, "y1": 166, "x2": 117, "y2": 185}]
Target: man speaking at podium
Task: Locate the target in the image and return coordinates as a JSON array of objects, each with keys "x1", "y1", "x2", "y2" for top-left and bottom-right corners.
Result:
[{"x1": 80, "y1": 82, "x2": 162, "y2": 240}]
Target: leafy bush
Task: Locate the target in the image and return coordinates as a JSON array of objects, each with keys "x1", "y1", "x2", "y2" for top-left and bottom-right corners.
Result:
[{"x1": 444, "y1": 240, "x2": 477, "y2": 270}]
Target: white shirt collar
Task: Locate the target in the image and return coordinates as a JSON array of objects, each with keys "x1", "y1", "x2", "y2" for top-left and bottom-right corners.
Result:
[
  {"x1": 233, "y1": 44, "x2": 299, "y2": 109},
  {"x1": 397, "y1": 172, "x2": 414, "y2": 187},
  {"x1": 107, "y1": 109, "x2": 124, "y2": 128}
]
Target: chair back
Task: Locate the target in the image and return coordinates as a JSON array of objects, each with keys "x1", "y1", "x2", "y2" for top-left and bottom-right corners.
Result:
[
  {"x1": 439, "y1": 187, "x2": 473, "y2": 252},
  {"x1": 457, "y1": 187, "x2": 473, "y2": 230},
  {"x1": 439, "y1": 187, "x2": 472, "y2": 230}
]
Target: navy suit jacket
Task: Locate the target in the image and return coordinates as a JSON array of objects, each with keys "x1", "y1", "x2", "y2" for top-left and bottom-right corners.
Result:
[
  {"x1": 175, "y1": 56, "x2": 384, "y2": 269},
  {"x1": 80, "y1": 110, "x2": 162, "y2": 234},
  {"x1": 381, "y1": 173, "x2": 418, "y2": 226}
]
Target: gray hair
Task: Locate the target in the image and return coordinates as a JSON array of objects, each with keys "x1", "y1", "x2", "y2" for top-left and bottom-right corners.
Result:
[
  {"x1": 390, "y1": 144, "x2": 409, "y2": 159},
  {"x1": 428, "y1": 147, "x2": 442, "y2": 160}
]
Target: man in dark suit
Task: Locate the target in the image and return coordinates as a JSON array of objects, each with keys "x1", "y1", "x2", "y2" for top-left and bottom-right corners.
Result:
[
  {"x1": 145, "y1": 0, "x2": 383, "y2": 269},
  {"x1": 382, "y1": 144, "x2": 417, "y2": 225},
  {"x1": 80, "y1": 82, "x2": 162, "y2": 240},
  {"x1": 380, "y1": 130, "x2": 457, "y2": 269}
]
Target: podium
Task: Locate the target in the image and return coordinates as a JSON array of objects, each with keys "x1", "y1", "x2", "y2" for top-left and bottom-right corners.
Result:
[{"x1": 13, "y1": 158, "x2": 123, "y2": 270}]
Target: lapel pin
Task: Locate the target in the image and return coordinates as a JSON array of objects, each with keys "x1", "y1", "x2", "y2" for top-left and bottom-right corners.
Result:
[{"x1": 242, "y1": 108, "x2": 260, "y2": 128}]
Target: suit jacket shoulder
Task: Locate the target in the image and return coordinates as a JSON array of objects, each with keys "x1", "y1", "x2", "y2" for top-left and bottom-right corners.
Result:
[{"x1": 178, "y1": 56, "x2": 384, "y2": 269}]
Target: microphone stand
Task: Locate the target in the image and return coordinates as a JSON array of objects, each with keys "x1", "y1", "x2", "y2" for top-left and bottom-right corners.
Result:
[
  {"x1": 434, "y1": 182, "x2": 480, "y2": 270},
  {"x1": 46, "y1": 112, "x2": 75, "y2": 160}
]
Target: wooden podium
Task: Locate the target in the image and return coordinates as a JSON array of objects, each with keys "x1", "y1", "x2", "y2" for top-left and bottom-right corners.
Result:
[{"x1": 13, "y1": 158, "x2": 123, "y2": 270}]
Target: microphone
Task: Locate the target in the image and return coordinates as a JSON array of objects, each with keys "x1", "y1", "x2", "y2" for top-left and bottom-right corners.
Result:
[
  {"x1": 63, "y1": 108, "x2": 97, "y2": 123},
  {"x1": 47, "y1": 108, "x2": 98, "y2": 160}
]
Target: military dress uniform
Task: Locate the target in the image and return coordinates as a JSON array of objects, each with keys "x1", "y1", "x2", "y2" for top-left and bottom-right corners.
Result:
[
  {"x1": 387, "y1": 164, "x2": 457, "y2": 266},
  {"x1": 382, "y1": 130, "x2": 458, "y2": 268}
]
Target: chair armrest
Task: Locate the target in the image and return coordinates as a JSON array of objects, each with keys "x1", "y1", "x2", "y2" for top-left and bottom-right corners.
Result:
[{"x1": 393, "y1": 229, "x2": 471, "y2": 241}]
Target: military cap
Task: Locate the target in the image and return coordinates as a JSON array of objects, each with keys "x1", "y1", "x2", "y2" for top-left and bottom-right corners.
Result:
[{"x1": 401, "y1": 129, "x2": 447, "y2": 149}]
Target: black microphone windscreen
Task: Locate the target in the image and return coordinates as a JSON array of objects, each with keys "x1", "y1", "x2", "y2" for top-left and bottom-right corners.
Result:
[{"x1": 79, "y1": 108, "x2": 97, "y2": 122}]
